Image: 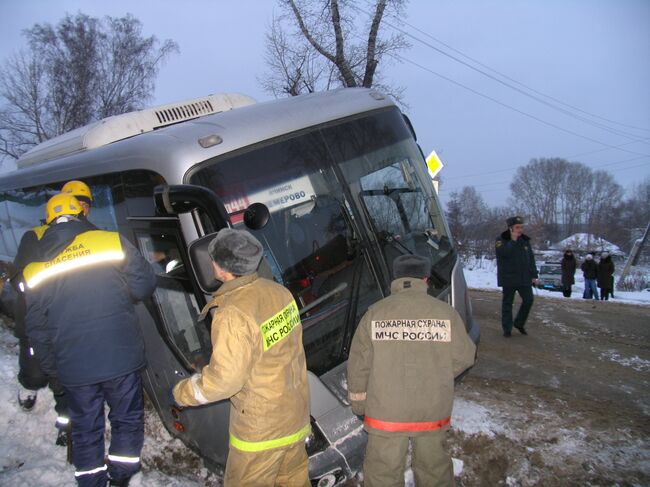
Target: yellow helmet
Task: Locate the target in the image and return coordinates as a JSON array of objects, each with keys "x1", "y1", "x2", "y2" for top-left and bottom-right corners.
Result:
[
  {"x1": 61, "y1": 180, "x2": 93, "y2": 202},
  {"x1": 46, "y1": 193, "x2": 83, "y2": 224}
]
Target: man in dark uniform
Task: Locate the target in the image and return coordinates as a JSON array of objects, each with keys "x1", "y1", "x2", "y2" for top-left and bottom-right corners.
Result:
[
  {"x1": 12, "y1": 180, "x2": 96, "y2": 446},
  {"x1": 347, "y1": 254, "x2": 476, "y2": 486},
  {"x1": 495, "y1": 216, "x2": 539, "y2": 337},
  {"x1": 23, "y1": 193, "x2": 156, "y2": 487}
]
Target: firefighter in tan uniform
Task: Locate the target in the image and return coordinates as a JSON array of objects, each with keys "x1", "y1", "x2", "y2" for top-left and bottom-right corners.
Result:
[
  {"x1": 173, "y1": 228, "x2": 311, "y2": 487},
  {"x1": 347, "y1": 255, "x2": 476, "y2": 487}
]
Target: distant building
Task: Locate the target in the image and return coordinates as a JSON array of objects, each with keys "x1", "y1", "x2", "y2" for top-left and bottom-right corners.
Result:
[{"x1": 549, "y1": 233, "x2": 625, "y2": 257}]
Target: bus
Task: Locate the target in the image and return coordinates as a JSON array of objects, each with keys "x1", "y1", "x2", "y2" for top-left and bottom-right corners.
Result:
[{"x1": 0, "y1": 88, "x2": 479, "y2": 484}]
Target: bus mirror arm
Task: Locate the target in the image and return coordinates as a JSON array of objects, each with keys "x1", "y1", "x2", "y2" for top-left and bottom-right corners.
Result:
[{"x1": 154, "y1": 184, "x2": 230, "y2": 230}]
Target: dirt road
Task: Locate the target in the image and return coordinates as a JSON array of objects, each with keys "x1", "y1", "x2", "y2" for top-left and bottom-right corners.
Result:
[{"x1": 451, "y1": 290, "x2": 650, "y2": 486}]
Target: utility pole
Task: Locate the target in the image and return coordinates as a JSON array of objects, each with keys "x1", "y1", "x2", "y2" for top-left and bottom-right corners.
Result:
[{"x1": 617, "y1": 219, "x2": 650, "y2": 289}]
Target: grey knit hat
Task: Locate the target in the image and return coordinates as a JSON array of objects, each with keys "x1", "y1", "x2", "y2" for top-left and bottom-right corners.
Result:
[
  {"x1": 207, "y1": 228, "x2": 263, "y2": 276},
  {"x1": 393, "y1": 254, "x2": 431, "y2": 279}
]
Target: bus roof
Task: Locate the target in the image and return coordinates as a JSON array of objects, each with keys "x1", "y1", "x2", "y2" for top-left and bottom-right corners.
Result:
[
  {"x1": 16, "y1": 93, "x2": 257, "y2": 168},
  {"x1": 1, "y1": 88, "x2": 396, "y2": 191}
]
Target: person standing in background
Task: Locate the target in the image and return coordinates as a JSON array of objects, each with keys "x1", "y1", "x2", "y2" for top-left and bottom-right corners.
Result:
[
  {"x1": 597, "y1": 252, "x2": 615, "y2": 300},
  {"x1": 580, "y1": 254, "x2": 599, "y2": 300},
  {"x1": 560, "y1": 249, "x2": 577, "y2": 298},
  {"x1": 495, "y1": 216, "x2": 539, "y2": 337}
]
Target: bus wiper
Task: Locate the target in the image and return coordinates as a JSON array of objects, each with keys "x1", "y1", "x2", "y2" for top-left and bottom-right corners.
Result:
[
  {"x1": 299, "y1": 282, "x2": 348, "y2": 317},
  {"x1": 339, "y1": 247, "x2": 365, "y2": 359},
  {"x1": 378, "y1": 230, "x2": 412, "y2": 255}
]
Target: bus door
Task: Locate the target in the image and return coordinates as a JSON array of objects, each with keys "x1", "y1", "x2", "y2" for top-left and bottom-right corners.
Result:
[{"x1": 128, "y1": 218, "x2": 231, "y2": 466}]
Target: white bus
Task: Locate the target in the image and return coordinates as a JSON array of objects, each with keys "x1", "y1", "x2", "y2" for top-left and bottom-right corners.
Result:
[{"x1": 0, "y1": 88, "x2": 479, "y2": 484}]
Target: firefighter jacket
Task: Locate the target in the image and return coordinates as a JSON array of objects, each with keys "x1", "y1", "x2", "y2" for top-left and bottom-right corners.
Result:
[
  {"x1": 173, "y1": 273, "x2": 311, "y2": 452},
  {"x1": 495, "y1": 231, "x2": 538, "y2": 288},
  {"x1": 22, "y1": 219, "x2": 156, "y2": 387},
  {"x1": 347, "y1": 278, "x2": 476, "y2": 436}
]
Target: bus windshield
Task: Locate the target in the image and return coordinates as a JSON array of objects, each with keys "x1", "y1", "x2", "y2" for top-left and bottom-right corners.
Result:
[{"x1": 189, "y1": 108, "x2": 453, "y2": 374}]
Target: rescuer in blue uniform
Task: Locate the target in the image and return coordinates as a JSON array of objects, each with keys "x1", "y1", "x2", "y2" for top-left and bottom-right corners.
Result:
[
  {"x1": 495, "y1": 216, "x2": 539, "y2": 337},
  {"x1": 12, "y1": 180, "x2": 95, "y2": 445},
  {"x1": 23, "y1": 193, "x2": 156, "y2": 487}
]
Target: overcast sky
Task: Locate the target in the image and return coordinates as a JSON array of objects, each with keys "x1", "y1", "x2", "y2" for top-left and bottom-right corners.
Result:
[{"x1": 0, "y1": 0, "x2": 648, "y2": 207}]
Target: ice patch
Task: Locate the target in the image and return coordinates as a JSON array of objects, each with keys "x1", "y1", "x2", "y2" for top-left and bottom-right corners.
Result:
[
  {"x1": 598, "y1": 349, "x2": 650, "y2": 372},
  {"x1": 451, "y1": 398, "x2": 502, "y2": 437},
  {"x1": 452, "y1": 457, "x2": 464, "y2": 476}
]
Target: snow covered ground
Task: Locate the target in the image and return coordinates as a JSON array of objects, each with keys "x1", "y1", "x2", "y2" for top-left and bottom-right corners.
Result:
[
  {"x1": 0, "y1": 260, "x2": 648, "y2": 486},
  {"x1": 462, "y1": 257, "x2": 650, "y2": 305}
]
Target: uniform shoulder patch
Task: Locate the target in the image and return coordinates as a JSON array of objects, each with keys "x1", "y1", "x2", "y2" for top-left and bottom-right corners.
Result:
[{"x1": 496, "y1": 240, "x2": 502, "y2": 248}]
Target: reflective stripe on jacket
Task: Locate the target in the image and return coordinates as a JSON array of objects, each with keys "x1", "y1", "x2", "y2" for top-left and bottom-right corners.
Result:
[
  {"x1": 347, "y1": 278, "x2": 476, "y2": 435},
  {"x1": 23, "y1": 230, "x2": 124, "y2": 289},
  {"x1": 173, "y1": 273, "x2": 310, "y2": 451},
  {"x1": 23, "y1": 221, "x2": 156, "y2": 386}
]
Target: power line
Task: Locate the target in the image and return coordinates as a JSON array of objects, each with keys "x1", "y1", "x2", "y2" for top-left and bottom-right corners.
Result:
[
  {"x1": 344, "y1": 14, "x2": 650, "y2": 157},
  {"x1": 376, "y1": 7, "x2": 650, "y2": 135},
  {"x1": 349, "y1": 4, "x2": 650, "y2": 146},
  {"x1": 391, "y1": 52, "x2": 650, "y2": 158},
  {"x1": 350, "y1": 3, "x2": 650, "y2": 140}
]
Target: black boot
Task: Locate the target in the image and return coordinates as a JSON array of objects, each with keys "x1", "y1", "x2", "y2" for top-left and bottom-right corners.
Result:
[
  {"x1": 17, "y1": 386, "x2": 37, "y2": 411},
  {"x1": 55, "y1": 428, "x2": 69, "y2": 446},
  {"x1": 108, "y1": 478, "x2": 131, "y2": 487}
]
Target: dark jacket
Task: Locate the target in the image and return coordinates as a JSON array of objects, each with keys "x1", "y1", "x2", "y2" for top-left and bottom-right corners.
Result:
[
  {"x1": 597, "y1": 257, "x2": 615, "y2": 289},
  {"x1": 23, "y1": 219, "x2": 156, "y2": 386},
  {"x1": 580, "y1": 259, "x2": 597, "y2": 280},
  {"x1": 11, "y1": 224, "x2": 50, "y2": 339},
  {"x1": 561, "y1": 254, "x2": 577, "y2": 286},
  {"x1": 495, "y1": 231, "x2": 538, "y2": 287}
]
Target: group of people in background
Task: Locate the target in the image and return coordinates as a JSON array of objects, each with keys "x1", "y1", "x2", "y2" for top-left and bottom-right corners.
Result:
[{"x1": 561, "y1": 249, "x2": 615, "y2": 300}]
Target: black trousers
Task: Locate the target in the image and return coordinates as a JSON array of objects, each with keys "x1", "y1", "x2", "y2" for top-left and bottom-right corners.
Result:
[
  {"x1": 501, "y1": 286, "x2": 534, "y2": 333},
  {"x1": 18, "y1": 337, "x2": 68, "y2": 420}
]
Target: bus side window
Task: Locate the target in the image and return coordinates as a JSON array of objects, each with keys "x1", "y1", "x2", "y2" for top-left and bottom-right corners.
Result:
[{"x1": 136, "y1": 232, "x2": 211, "y2": 371}]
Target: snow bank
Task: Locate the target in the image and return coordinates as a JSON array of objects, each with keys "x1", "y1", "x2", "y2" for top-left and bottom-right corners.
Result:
[
  {"x1": 461, "y1": 257, "x2": 650, "y2": 305},
  {"x1": 0, "y1": 315, "x2": 212, "y2": 487}
]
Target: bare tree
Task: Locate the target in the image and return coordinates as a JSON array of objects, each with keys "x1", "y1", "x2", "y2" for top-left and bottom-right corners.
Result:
[
  {"x1": 0, "y1": 13, "x2": 178, "y2": 164},
  {"x1": 559, "y1": 162, "x2": 591, "y2": 235},
  {"x1": 261, "y1": 0, "x2": 408, "y2": 102},
  {"x1": 509, "y1": 157, "x2": 625, "y2": 245},
  {"x1": 510, "y1": 158, "x2": 568, "y2": 241},
  {"x1": 446, "y1": 186, "x2": 493, "y2": 256},
  {"x1": 584, "y1": 170, "x2": 622, "y2": 241}
]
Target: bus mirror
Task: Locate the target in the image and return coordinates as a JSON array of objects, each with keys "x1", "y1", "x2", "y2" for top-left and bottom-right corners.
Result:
[
  {"x1": 187, "y1": 232, "x2": 221, "y2": 294},
  {"x1": 154, "y1": 184, "x2": 230, "y2": 229},
  {"x1": 243, "y1": 203, "x2": 270, "y2": 230}
]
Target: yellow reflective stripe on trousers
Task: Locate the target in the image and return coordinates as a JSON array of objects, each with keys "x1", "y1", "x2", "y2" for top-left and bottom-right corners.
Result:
[
  {"x1": 229, "y1": 423, "x2": 311, "y2": 452},
  {"x1": 23, "y1": 230, "x2": 124, "y2": 289}
]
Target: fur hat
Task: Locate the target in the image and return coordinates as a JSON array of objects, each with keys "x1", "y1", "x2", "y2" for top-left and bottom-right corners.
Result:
[
  {"x1": 393, "y1": 254, "x2": 431, "y2": 279},
  {"x1": 208, "y1": 228, "x2": 263, "y2": 276},
  {"x1": 506, "y1": 215, "x2": 524, "y2": 227}
]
